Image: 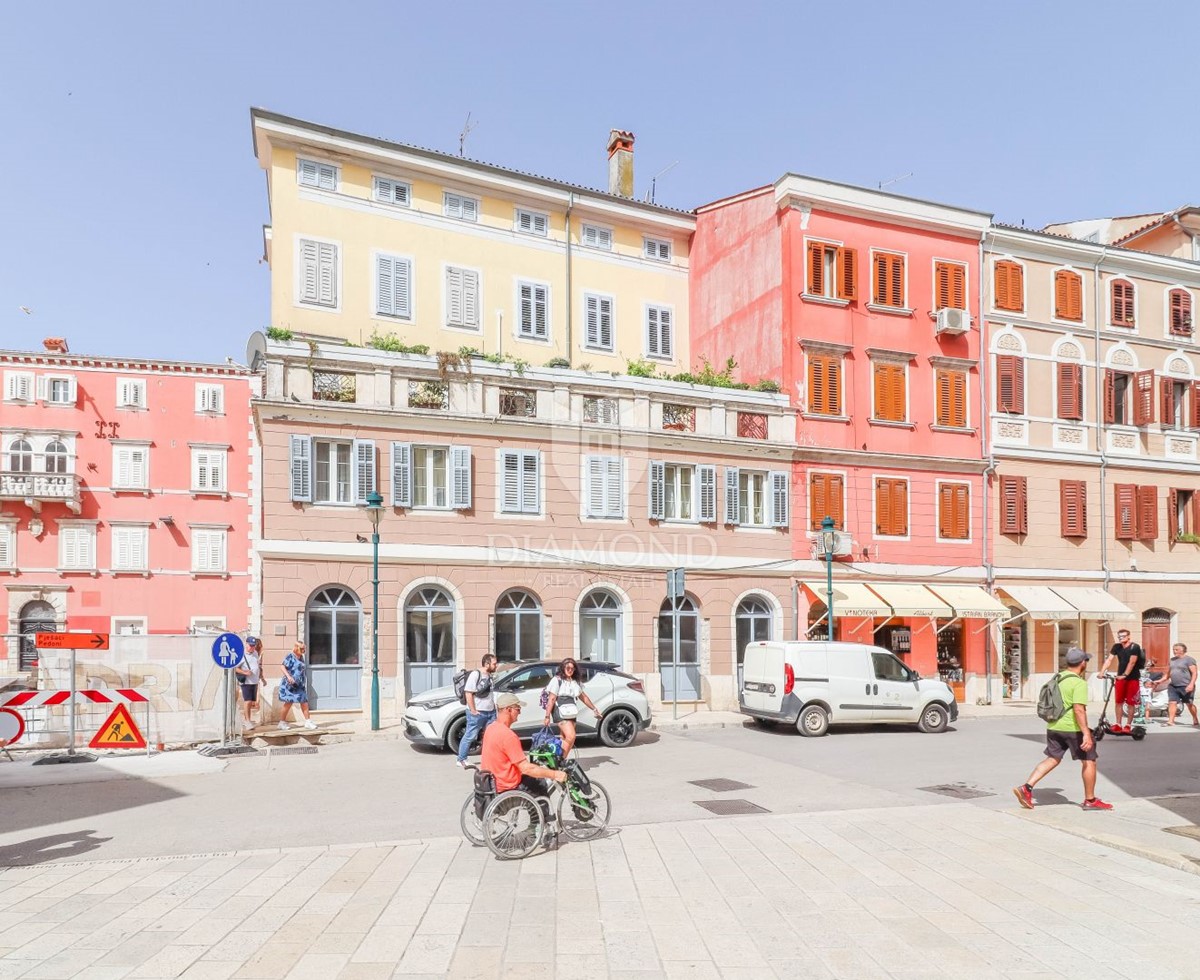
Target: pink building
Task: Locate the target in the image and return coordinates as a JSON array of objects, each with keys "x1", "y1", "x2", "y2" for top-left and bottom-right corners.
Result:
[
  {"x1": 1, "y1": 338, "x2": 255, "y2": 670},
  {"x1": 692, "y1": 177, "x2": 1003, "y2": 696}
]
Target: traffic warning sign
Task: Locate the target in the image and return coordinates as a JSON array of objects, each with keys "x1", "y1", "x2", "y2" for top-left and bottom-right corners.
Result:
[
  {"x1": 89, "y1": 703, "x2": 147, "y2": 750},
  {"x1": 0, "y1": 708, "x2": 25, "y2": 746}
]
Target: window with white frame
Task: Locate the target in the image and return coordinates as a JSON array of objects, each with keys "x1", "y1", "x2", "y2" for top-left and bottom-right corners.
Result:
[
  {"x1": 738, "y1": 471, "x2": 770, "y2": 526},
  {"x1": 40, "y1": 374, "x2": 77, "y2": 406},
  {"x1": 515, "y1": 208, "x2": 549, "y2": 237},
  {"x1": 195, "y1": 384, "x2": 224, "y2": 414},
  {"x1": 584, "y1": 294, "x2": 614, "y2": 351},
  {"x1": 391, "y1": 442, "x2": 471, "y2": 510},
  {"x1": 581, "y1": 224, "x2": 613, "y2": 250},
  {"x1": 59, "y1": 523, "x2": 96, "y2": 570},
  {"x1": 110, "y1": 525, "x2": 148, "y2": 572},
  {"x1": 414, "y1": 446, "x2": 448, "y2": 508},
  {"x1": 44, "y1": 439, "x2": 69, "y2": 474},
  {"x1": 191, "y1": 448, "x2": 226, "y2": 493},
  {"x1": 3, "y1": 371, "x2": 34, "y2": 403},
  {"x1": 7, "y1": 438, "x2": 32, "y2": 472},
  {"x1": 297, "y1": 158, "x2": 338, "y2": 191},
  {"x1": 444, "y1": 191, "x2": 479, "y2": 222},
  {"x1": 298, "y1": 239, "x2": 338, "y2": 308},
  {"x1": 500, "y1": 450, "x2": 540, "y2": 514},
  {"x1": 585, "y1": 456, "x2": 623, "y2": 519},
  {"x1": 517, "y1": 282, "x2": 549, "y2": 340},
  {"x1": 116, "y1": 378, "x2": 146, "y2": 409},
  {"x1": 112, "y1": 444, "x2": 149, "y2": 490},
  {"x1": 315, "y1": 440, "x2": 352, "y2": 504},
  {"x1": 727, "y1": 468, "x2": 789, "y2": 527},
  {"x1": 645, "y1": 305, "x2": 673, "y2": 359},
  {"x1": 376, "y1": 253, "x2": 412, "y2": 319},
  {"x1": 373, "y1": 176, "x2": 411, "y2": 206},
  {"x1": 445, "y1": 266, "x2": 480, "y2": 329},
  {"x1": 663, "y1": 463, "x2": 695, "y2": 521},
  {"x1": 643, "y1": 236, "x2": 672, "y2": 262},
  {"x1": 112, "y1": 617, "x2": 147, "y2": 636},
  {"x1": 191, "y1": 528, "x2": 227, "y2": 574},
  {"x1": 289, "y1": 436, "x2": 376, "y2": 505},
  {"x1": 0, "y1": 522, "x2": 15, "y2": 570}
]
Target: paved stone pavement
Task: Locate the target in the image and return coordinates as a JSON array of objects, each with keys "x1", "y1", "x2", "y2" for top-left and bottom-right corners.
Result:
[{"x1": 3, "y1": 803, "x2": 1200, "y2": 980}]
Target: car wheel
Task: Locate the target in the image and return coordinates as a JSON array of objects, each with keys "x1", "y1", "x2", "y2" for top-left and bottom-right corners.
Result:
[
  {"x1": 797, "y1": 705, "x2": 829, "y2": 737},
  {"x1": 918, "y1": 703, "x2": 949, "y2": 734},
  {"x1": 599, "y1": 708, "x2": 639, "y2": 748},
  {"x1": 445, "y1": 714, "x2": 468, "y2": 754}
]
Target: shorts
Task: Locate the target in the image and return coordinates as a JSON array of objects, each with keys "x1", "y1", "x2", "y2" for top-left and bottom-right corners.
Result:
[
  {"x1": 1114, "y1": 677, "x2": 1140, "y2": 706},
  {"x1": 1045, "y1": 730, "x2": 1098, "y2": 762},
  {"x1": 1168, "y1": 685, "x2": 1195, "y2": 705},
  {"x1": 240, "y1": 683, "x2": 259, "y2": 702}
]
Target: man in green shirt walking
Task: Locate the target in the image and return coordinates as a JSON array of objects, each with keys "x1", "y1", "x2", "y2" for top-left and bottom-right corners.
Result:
[{"x1": 1014, "y1": 647, "x2": 1113, "y2": 811}]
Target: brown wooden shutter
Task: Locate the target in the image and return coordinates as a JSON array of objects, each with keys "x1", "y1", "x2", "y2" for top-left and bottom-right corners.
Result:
[
  {"x1": 1057, "y1": 362, "x2": 1082, "y2": 420},
  {"x1": 952, "y1": 372, "x2": 966, "y2": 427},
  {"x1": 891, "y1": 255, "x2": 905, "y2": 307},
  {"x1": 1104, "y1": 369, "x2": 1117, "y2": 424},
  {"x1": 934, "y1": 262, "x2": 963, "y2": 310},
  {"x1": 935, "y1": 370, "x2": 950, "y2": 426},
  {"x1": 996, "y1": 356, "x2": 1024, "y2": 413},
  {"x1": 1133, "y1": 370, "x2": 1155, "y2": 425},
  {"x1": 872, "y1": 253, "x2": 905, "y2": 307},
  {"x1": 827, "y1": 356, "x2": 841, "y2": 414},
  {"x1": 875, "y1": 479, "x2": 890, "y2": 535},
  {"x1": 1111, "y1": 279, "x2": 1135, "y2": 326},
  {"x1": 953, "y1": 484, "x2": 969, "y2": 539},
  {"x1": 892, "y1": 480, "x2": 908, "y2": 535},
  {"x1": 995, "y1": 260, "x2": 1025, "y2": 312},
  {"x1": 950, "y1": 265, "x2": 965, "y2": 309},
  {"x1": 809, "y1": 472, "x2": 826, "y2": 531},
  {"x1": 1169, "y1": 488, "x2": 1179, "y2": 543},
  {"x1": 1191, "y1": 381, "x2": 1200, "y2": 429},
  {"x1": 829, "y1": 475, "x2": 844, "y2": 529},
  {"x1": 938, "y1": 484, "x2": 953, "y2": 538},
  {"x1": 808, "y1": 241, "x2": 825, "y2": 296},
  {"x1": 1060, "y1": 480, "x2": 1087, "y2": 538},
  {"x1": 1192, "y1": 492, "x2": 1200, "y2": 538},
  {"x1": 808, "y1": 355, "x2": 827, "y2": 414},
  {"x1": 1055, "y1": 270, "x2": 1083, "y2": 321},
  {"x1": 873, "y1": 364, "x2": 905, "y2": 422},
  {"x1": 1161, "y1": 378, "x2": 1175, "y2": 428},
  {"x1": 1170, "y1": 289, "x2": 1193, "y2": 336},
  {"x1": 837, "y1": 247, "x2": 857, "y2": 301},
  {"x1": 939, "y1": 483, "x2": 969, "y2": 539},
  {"x1": 1114, "y1": 484, "x2": 1137, "y2": 540},
  {"x1": 1000, "y1": 476, "x2": 1027, "y2": 535},
  {"x1": 1137, "y1": 485, "x2": 1158, "y2": 540}
]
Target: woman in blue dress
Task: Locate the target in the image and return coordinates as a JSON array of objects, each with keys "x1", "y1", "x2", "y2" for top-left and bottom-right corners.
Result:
[{"x1": 278, "y1": 641, "x2": 317, "y2": 730}]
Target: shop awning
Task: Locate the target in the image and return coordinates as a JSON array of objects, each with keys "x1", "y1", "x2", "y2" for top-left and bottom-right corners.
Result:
[
  {"x1": 927, "y1": 585, "x2": 1008, "y2": 619},
  {"x1": 1050, "y1": 587, "x2": 1135, "y2": 621},
  {"x1": 865, "y1": 582, "x2": 953, "y2": 618},
  {"x1": 997, "y1": 585, "x2": 1080, "y2": 621},
  {"x1": 800, "y1": 581, "x2": 891, "y2": 618}
]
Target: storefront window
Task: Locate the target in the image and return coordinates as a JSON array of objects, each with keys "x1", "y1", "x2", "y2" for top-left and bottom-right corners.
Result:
[{"x1": 937, "y1": 621, "x2": 964, "y2": 689}]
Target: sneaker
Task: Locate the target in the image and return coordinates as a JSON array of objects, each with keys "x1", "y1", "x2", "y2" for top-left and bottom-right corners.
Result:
[
  {"x1": 303, "y1": 720, "x2": 317, "y2": 730},
  {"x1": 277, "y1": 721, "x2": 291, "y2": 731},
  {"x1": 455, "y1": 759, "x2": 467, "y2": 769},
  {"x1": 1082, "y1": 797, "x2": 1114, "y2": 811},
  {"x1": 1012, "y1": 784, "x2": 1034, "y2": 810}
]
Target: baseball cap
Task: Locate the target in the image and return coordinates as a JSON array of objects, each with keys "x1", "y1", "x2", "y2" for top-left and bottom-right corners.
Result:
[
  {"x1": 245, "y1": 635, "x2": 260, "y2": 646},
  {"x1": 495, "y1": 692, "x2": 521, "y2": 710},
  {"x1": 1065, "y1": 647, "x2": 1090, "y2": 666}
]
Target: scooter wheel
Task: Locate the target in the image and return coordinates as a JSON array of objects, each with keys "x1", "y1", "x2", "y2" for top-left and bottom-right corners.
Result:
[{"x1": 1131, "y1": 726, "x2": 1147, "y2": 741}]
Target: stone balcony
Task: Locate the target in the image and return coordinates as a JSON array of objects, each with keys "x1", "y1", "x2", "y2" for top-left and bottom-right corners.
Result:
[{"x1": 0, "y1": 471, "x2": 82, "y2": 513}]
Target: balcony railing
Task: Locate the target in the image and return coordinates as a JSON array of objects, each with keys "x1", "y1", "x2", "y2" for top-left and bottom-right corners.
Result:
[{"x1": 0, "y1": 471, "x2": 82, "y2": 513}]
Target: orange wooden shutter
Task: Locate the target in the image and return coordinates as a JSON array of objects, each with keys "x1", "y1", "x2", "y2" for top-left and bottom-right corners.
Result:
[
  {"x1": 808, "y1": 355, "x2": 826, "y2": 414},
  {"x1": 1170, "y1": 289, "x2": 1193, "y2": 336},
  {"x1": 1057, "y1": 362, "x2": 1081, "y2": 420},
  {"x1": 808, "y1": 241, "x2": 825, "y2": 296},
  {"x1": 936, "y1": 370, "x2": 964, "y2": 426},
  {"x1": 890, "y1": 255, "x2": 905, "y2": 307},
  {"x1": 1161, "y1": 377, "x2": 1175, "y2": 428},
  {"x1": 940, "y1": 483, "x2": 969, "y2": 539},
  {"x1": 874, "y1": 364, "x2": 905, "y2": 421},
  {"x1": 837, "y1": 247, "x2": 857, "y2": 301},
  {"x1": 994, "y1": 260, "x2": 1024, "y2": 312},
  {"x1": 829, "y1": 474, "x2": 844, "y2": 529},
  {"x1": 1137, "y1": 485, "x2": 1158, "y2": 540},
  {"x1": 1114, "y1": 484, "x2": 1137, "y2": 540},
  {"x1": 1111, "y1": 279, "x2": 1134, "y2": 326},
  {"x1": 953, "y1": 484, "x2": 969, "y2": 538},
  {"x1": 999, "y1": 476, "x2": 1027, "y2": 535},
  {"x1": 827, "y1": 356, "x2": 841, "y2": 414},
  {"x1": 935, "y1": 262, "x2": 965, "y2": 310},
  {"x1": 938, "y1": 484, "x2": 952, "y2": 538},
  {"x1": 1133, "y1": 370, "x2": 1155, "y2": 425},
  {"x1": 892, "y1": 480, "x2": 908, "y2": 535},
  {"x1": 935, "y1": 263, "x2": 950, "y2": 310},
  {"x1": 1055, "y1": 270, "x2": 1082, "y2": 320},
  {"x1": 1169, "y1": 488, "x2": 1179, "y2": 543},
  {"x1": 875, "y1": 479, "x2": 891, "y2": 535},
  {"x1": 872, "y1": 253, "x2": 905, "y2": 307},
  {"x1": 996, "y1": 356, "x2": 1024, "y2": 413},
  {"x1": 1191, "y1": 381, "x2": 1200, "y2": 429},
  {"x1": 1103, "y1": 369, "x2": 1117, "y2": 424},
  {"x1": 1060, "y1": 481, "x2": 1087, "y2": 538},
  {"x1": 809, "y1": 472, "x2": 826, "y2": 530}
]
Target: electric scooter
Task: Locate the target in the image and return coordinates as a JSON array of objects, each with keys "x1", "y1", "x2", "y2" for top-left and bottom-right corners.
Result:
[{"x1": 1093, "y1": 671, "x2": 1146, "y2": 742}]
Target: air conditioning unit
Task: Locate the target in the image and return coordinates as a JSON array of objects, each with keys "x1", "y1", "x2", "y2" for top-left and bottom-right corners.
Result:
[
  {"x1": 810, "y1": 531, "x2": 854, "y2": 560},
  {"x1": 936, "y1": 307, "x2": 969, "y2": 335}
]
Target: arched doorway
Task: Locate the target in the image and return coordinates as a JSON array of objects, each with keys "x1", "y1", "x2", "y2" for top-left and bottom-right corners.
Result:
[
  {"x1": 18, "y1": 600, "x2": 57, "y2": 671},
  {"x1": 736, "y1": 595, "x2": 773, "y2": 689},
  {"x1": 306, "y1": 587, "x2": 362, "y2": 710},
  {"x1": 495, "y1": 590, "x2": 542, "y2": 662},
  {"x1": 405, "y1": 586, "x2": 455, "y2": 696},
  {"x1": 580, "y1": 589, "x2": 622, "y2": 664},
  {"x1": 1141, "y1": 608, "x2": 1173, "y2": 672},
  {"x1": 658, "y1": 594, "x2": 700, "y2": 701}
]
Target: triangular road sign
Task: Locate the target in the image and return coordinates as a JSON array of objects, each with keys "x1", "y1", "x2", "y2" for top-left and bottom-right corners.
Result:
[{"x1": 89, "y1": 703, "x2": 147, "y2": 750}]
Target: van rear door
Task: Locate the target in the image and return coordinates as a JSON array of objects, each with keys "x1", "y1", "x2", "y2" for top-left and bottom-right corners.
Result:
[{"x1": 741, "y1": 642, "x2": 783, "y2": 713}]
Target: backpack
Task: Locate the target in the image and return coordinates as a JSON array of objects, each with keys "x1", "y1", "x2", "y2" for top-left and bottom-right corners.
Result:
[
  {"x1": 453, "y1": 669, "x2": 475, "y2": 704},
  {"x1": 1036, "y1": 672, "x2": 1067, "y2": 723}
]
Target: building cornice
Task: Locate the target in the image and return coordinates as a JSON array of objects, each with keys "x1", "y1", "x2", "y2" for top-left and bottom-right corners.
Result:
[{"x1": 987, "y1": 227, "x2": 1200, "y2": 285}]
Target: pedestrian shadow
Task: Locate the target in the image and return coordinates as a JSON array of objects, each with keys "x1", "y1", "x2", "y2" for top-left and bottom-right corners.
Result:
[
  {"x1": 0, "y1": 830, "x2": 113, "y2": 868},
  {"x1": 1028, "y1": 787, "x2": 1073, "y2": 806}
]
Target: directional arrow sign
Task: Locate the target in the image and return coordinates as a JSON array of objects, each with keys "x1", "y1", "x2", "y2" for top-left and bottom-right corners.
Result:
[{"x1": 35, "y1": 632, "x2": 110, "y2": 650}]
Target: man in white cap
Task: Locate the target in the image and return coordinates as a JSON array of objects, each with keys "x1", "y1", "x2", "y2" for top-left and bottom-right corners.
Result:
[
  {"x1": 481, "y1": 692, "x2": 567, "y2": 795},
  {"x1": 1014, "y1": 647, "x2": 1113, "y2": 811}
]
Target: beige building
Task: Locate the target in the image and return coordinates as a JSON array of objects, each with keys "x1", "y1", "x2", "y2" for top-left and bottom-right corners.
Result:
[{"x1": 986, "y1": 225, "x2": 1200, "y2": 697}]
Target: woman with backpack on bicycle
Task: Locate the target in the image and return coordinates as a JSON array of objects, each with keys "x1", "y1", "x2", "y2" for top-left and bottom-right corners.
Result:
[{"x1": 543, "y1": 658, "x2": 598, "y2": 759}]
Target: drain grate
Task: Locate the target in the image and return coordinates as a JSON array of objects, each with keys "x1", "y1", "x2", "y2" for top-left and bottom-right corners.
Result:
[
  {"x1": 694, "y1": 799, "x2": 770, "y2": 816},
  {"x1": 270, "y1": 746, "x2": 319, "y2": 756},
  {"x1": 919, "y1": 783, "x2": 995, "y2": 800},
  {"x1": 689, "y1": 778, "x2": 755, "y2": 792}
]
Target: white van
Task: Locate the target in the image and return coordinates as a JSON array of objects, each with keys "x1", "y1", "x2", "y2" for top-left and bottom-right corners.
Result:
[{"x1": 739, "y1": 641, "x2": 958, "y2": 736}]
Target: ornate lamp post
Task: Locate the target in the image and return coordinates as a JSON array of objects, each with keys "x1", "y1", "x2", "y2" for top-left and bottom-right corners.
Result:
[{"x1": 819, "y1": 516, "x2": 837, "y2": 640}]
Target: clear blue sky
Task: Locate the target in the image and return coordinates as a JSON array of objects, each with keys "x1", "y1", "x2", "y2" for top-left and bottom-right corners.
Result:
[{"x1": 2, "y1": 0, "x2": 1194, "y2": 364}]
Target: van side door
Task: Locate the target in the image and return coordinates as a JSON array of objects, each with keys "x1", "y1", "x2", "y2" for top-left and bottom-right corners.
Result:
[
  {"x1": 870, "y1": 651, "x2": 920, "y2": 722},
  {"x1": 826, "y1": 646, "x2": 875, "y2": 724}
]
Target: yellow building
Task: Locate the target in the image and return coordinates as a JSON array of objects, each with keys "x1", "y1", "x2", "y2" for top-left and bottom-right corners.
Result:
[{"x1": 251, "y1": 111, "x2": 693, "y2": 370}]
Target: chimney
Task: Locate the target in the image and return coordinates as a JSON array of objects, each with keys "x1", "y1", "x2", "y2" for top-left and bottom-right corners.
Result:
[
  {"x1": 607, "y1": 129, "x2": 635, "y2": 198},
  {"x1": 43, "y1": 337, "x2": 69, "y2": 354}
]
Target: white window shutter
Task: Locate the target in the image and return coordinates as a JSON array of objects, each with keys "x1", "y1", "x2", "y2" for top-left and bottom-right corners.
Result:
[
  {"x1": 66, "y1": 376, "x2": 77, "y2": 405},
  {"x1": 114, "y1": 528, "x2": 129, "y2": 570},
  {"x1": 3, "y1": 373, "x2": 14, "y2": 401},
  {"x1": 770, "y1": 471, "x2": 790, "y2": 527},
  {"x1": 377, "y1": 255, "x2": 394, "y2": 315},
  {"x1": 462, "y1": 197, "x2": 478, "y2": 222},
  {"x1": 646, "y1": 308, "x2": 660, "y2": 357},
  {"x1": 394, "y1": 258, "x2": 411, "y2": 318},
  {"x1": 698, "y1": 465, "x2": 716, "y2": 523},
  {"x1": 586, "y1": 296, "x2": 600, "y2": 347},
  {"x1": 317, "y1": 242, "x2": 337, "y2": 306},
  {"x1": 0, "y1": 525, "x2": 11, "y2": 568},
  {"x1": 317, "y1": 162, "x2": 336, "y2": 190},
  {"x1": 195, "y1": 385, "x2": 205, "y2": 412},
  {"x1": 587, "y1": 457, "x2": 604, "y2": 517},
  {"x1": 519, "y1": 284, "x2": 533, "y2": 335},
  {"x1": 391, "y1": 442, "x2": 412, "y2": 508},
  {"x1": 648, "y1": 460, "x2": 665, "y2": 520},
  {"x1": 213, "y1": 454, "x2": 225, "y2": 491},
  {"x1": 131, "y1": 449, "x2": 146, "y2": 488},
  {"x1": 600, "y1": 298, "x2": 613, "y2": 350},
  {"x1": 352, "y1": 440, "x2": 376, "y2": 504},
  {"x1": 289, "y1": 435, "x2": 312, "y2": 502},
  {"x1": 81, "y1": 528, "x2": 94, "y2": 569},
  {"x1": 606, "y1": 457, "x2": 623, "y2": 518},
  {"x1": 298, "y1": 159, "x2": 318, "y2": 186},
  {"x1": 534, "y1": 287, "x2": 548, "y2": 338},
  {"x1": 451, "y1": 445, "x2": 472, "y2": 509},
  {"x1": 300, "y1": 240, "x2": 319, "y2": 303},
  {"x1": 36, "y1": 375, "x2": 48, "y2": 401},
  {"x1": 463, "y1": 271, "x2": 479, "y2": 327},
  {"x1": 446, "y1": 268, "x2": 463, "y2": 326},
  {"x1": 192, "y1": 451, "x2": 203, "y2": 490},
  {"x1": 533, "y1": 213, "x2": 547, "y2": 236},
  {"x1": 61, "y1": 528, "x2": 76, "y2": 568},
  {"x1": 659, "y1": 309, "x2": 673, "y2": 359},
  {"x1": 725, "y1": 467, "x2": 741, "y2": 525},
  {"x1": 502, "y1": 452, "x2": 521, "y2": 511},
  {"x1": 521, "y1": 452, "x2": 539, "y2": 513}
]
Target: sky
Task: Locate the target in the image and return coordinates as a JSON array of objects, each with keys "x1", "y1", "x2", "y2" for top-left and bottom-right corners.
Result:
[{"x1": 2, "y1": 0, "x2": 1196, "y2": 365}]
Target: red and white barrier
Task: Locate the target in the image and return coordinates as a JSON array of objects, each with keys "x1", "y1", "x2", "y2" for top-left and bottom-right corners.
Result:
[{"x1": 0, "y1": 689, "x2": 150, "y2": 709}]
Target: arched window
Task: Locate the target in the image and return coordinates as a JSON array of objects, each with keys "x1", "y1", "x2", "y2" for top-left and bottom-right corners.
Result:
[
  {"x1": 736, "y1": 595, "x2": 773, "y2": 667},
  {"x1": 306, "y1": 586, "x2": 361, "y2": 667},
  {"x1": 1054, "y1": 269, "x2": 1083, "y2": 321},
  {"x1": 580, "y1": 589, "x2": 622, "y2": 664},
  {"x1": 44, "y1": 440, "x2": 68, "y2": 474},
  {"x1": 8, "y1": 439, "x2": 32, "y2": 473},
  {"x1": 993, "y1": 259, "x2": 1024, "y2": 313},
  {"x1": 18, "y1": 599, "x2": 56, "y2": 671},
  {"x1": 405, "y1": 587, "x2": 455, "y2": 668},
  {"x1": 1169, "y1": 289, "x2": 1193, "y2": 337},
  {"x1": 1110, "y1": 279, "x2": 1135, "y2": 327},
  {"x1": 658, "y1": 595, "x2": 700, "y2": 701},
  {"x1": 495, "y1": 589, "x2": 542, "y2": 662}
]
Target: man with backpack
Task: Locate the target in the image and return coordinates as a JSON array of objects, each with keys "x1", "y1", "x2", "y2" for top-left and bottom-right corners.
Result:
[
  {"x1": 456, "y1": 654, "x2": 498, "y2": 768},
  {"x1": 1014, "y1": 647, "x2": 1113, "y2": 811}
]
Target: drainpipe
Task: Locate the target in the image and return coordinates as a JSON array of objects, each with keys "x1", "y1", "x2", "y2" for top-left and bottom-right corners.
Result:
[
  {"x1": 1093, "y1": 247, "x2": 1110, "y2": 592},
  {"x1": 565, "y1": 193, "x2": 574, "y2": 364},
  {"x1": 979, "y1": 231, "x2": 996, "y2": 704},
  {"x1": 791, "y1": 576, "x2": 800, "y2": 640}
]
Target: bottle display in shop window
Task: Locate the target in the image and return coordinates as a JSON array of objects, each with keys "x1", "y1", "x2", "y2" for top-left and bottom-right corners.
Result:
[{"x1": 937, "y1": 623, "x2": 966, "y2": 697}]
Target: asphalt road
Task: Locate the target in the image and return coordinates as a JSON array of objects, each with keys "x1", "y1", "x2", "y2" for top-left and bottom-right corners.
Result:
[{"x1": 1, "y1": 715, "x2": 1197, "y2": 865}]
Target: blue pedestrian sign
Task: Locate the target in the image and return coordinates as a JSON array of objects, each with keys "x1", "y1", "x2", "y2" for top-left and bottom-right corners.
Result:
[{"x1": 211, "y1": 633, "x2": 245, "y2": 670}]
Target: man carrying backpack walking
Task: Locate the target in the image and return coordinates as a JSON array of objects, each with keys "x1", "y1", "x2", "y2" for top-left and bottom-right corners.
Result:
[
  {"x1": 456, "y1": 654, "x2": 498, "y2": 768},
  {"x1": 1015, "y1": 647, "x2": 1113, "y2": 811}
]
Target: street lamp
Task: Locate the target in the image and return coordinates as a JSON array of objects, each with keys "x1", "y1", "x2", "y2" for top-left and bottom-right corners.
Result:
[
  {"x1": 363, "y1": 490, "x2": 384, "y2": 731},
  {"x1": 819, "y1": 516, "x2": 837, "y2": 641}
]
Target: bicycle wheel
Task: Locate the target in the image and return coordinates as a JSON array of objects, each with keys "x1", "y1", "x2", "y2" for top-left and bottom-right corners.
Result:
[
  {"x1": 558, "y1": 779, "x2": 611, "y2": 842},
  {"x1": 460, "y1": 793, "x2": 486, "y2": 847},
  {"x1": 483, "y1": 791, "x2": 545, "y2": 860}
]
